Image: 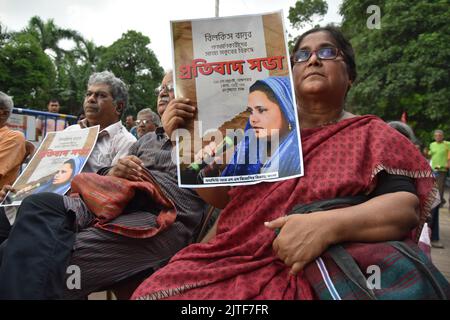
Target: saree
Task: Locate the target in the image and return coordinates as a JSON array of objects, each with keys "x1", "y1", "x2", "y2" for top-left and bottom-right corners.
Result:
[{"x1": 132, "y1": 115, "x2": 437, "y2": 300}]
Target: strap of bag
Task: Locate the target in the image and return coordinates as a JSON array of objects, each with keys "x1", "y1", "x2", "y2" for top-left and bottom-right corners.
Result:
[
  {"x1": 327, "y1": 245, "x2": 378, "y2": 300},
  {"x1": 195, "y1": 205, "x2": 218, "y2": 243},
  {"x1": 275, "y1": 195, "x2": 370, "y2": 235},
  {"x1": 389, "y1": 241, "x2": 447, "y2": 300}
]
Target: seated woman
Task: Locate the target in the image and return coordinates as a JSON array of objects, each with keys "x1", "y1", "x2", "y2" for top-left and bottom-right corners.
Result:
[
  {"x1": 132, "y1": 27, "x2": 441, "y2": 300},
  {"x1": 221, "y1": 76, "x2": 300, "y2": 178}
]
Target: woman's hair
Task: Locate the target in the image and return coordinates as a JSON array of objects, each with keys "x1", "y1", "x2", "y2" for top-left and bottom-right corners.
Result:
[
  {"x1": 249, "y1": 81, "x2": 279, "y2": 106},
  {"x1": 137, "y1": 108, "x2": 161, "y2": 127},
  {"x1": 88, "y1": 71, "x2": 129, "y2": 110},
  {"x1": 291, "y1": 26, "x2": 357, "y2": 83},
  {"x1": 63, "y1": 159, "x2": 76, "y2": 177},
  {"x1": 0, "y1": 91, "x2": 14, "y2": 112}
]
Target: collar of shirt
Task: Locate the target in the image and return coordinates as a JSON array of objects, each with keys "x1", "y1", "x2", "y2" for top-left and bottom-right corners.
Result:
[
  {"x1": 155, "y1": 126, "x2": 168, "y2": 140},
  {"x1": 80, "y1": 119, "x2": 123, "y2": 139}
]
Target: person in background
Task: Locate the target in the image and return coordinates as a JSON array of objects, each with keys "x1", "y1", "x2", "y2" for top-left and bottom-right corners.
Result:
[
  {"x1": 427, "y1": 129, "x2": 449, "y2": 248},
  {"x1": 35, "y1": 99, "x2": 68, "y2": 139},
  {"x1": 0, "y1": 71, "x2": 136, "y2": 252},
  {"x1": 125, "y1": 115, "x2": 138, "y2": 138},
  {"x1": 76, "y1": 109, "x2": 85, "y2": 125},
  {"x1": 125, "y1": 114, "x2": 135, "y2": 131},
  {"x1": 135, "y1": 108, "x2": 161, "y2": 139},
  {"x1": 65, "y1": 71, "x2": 136, "y2": 173}
]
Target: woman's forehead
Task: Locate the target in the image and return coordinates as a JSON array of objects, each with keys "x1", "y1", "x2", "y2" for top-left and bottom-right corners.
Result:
[{"x1": 299, "y1": 31, "x2": 337, "y2": 49}]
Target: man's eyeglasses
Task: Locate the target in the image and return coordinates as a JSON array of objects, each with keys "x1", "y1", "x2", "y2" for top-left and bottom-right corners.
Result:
[
  {"x1": 135, "y1": 119, "x2": 152, "y2": 125},
  {"x1": 293, "y1": 47, "x2": 341, "y2": 63},
  {"x1": 154, "y1": 84, "x2": 174, "y2": 96}
]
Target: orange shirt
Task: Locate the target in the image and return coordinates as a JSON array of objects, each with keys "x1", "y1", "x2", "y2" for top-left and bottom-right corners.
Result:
[{"x1": 0, "y1": 126, "x2": 26, "y2": 189}]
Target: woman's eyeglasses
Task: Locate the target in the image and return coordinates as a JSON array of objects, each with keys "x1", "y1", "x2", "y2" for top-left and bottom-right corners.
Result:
[
  {"x1": 293, "y1": 47, "x2": 341, "y2": 63},
  {"x1": 154, "y1": 84, "x2": 174, "y2": 96},
  {"x1": 135, "y1": 119, "x2": 152, "y2": 125}
]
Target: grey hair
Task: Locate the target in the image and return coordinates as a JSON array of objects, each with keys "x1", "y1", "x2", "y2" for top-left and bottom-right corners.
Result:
[
  {"x1": 88, "y1": 71, "x2": 128, "y2": 110},
  {"x1": 137, "y1": 108, "x2": 161, "y2": 127},
  {"x1": 434, "y1": 129, "x2": 444, "y2": 135},
  {"x1": 0, "y1": 91, "x2": 14, "y2": 113},
  {"x1": 388, "y1": 121, "x2": 417, "y2": 143}
]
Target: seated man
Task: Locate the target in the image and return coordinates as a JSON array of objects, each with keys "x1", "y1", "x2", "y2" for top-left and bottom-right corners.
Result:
[
  {"x1": 0, "y1": 71, "x2": 207, "y2": 299},
  {"x1": 0, "y1": 91, "x2": 26, "y2": 190},
  {"x1": 35, "y1": 99, "x2": 67, "y2": 140},
  {"x1": 0, "y1": 71, "x2": 136, "y2": 243},
  {"x1": 0, "y1": 92, "x2": 26, "y2": 245}
]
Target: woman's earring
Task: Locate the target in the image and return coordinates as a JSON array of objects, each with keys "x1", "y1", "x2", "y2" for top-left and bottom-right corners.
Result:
[{"x1": 288, "y1": 123, "x2": 292, "y2": 131}]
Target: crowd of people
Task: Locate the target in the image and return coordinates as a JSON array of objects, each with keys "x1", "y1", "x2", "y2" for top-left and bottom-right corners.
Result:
[{"x1": 0, "y1": 26, "x2": 449, "y2": 300}]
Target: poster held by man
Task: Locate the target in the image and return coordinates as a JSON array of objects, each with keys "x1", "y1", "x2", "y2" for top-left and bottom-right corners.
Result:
[{"x1": 171, "y1": 11, "x2": 303, "y2": 188}]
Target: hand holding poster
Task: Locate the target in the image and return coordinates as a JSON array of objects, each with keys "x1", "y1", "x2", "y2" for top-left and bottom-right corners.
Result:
[
  {"x1": 171, "y1": 11, "x2": 303, "y2": 187},
  {"x1": 0, "y1": 126, "x2": 99, "y2": 206}
]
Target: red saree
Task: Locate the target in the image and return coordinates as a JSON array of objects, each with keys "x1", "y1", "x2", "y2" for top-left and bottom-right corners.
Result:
[{"x1": 132, "y1": 115, "x2": 436, "y2": 300}]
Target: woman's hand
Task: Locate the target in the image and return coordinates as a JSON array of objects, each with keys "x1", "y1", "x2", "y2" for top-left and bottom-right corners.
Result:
[
  {"x1": 161, "y1": 98, "x2": 196, "y2": 141},
  {"x1": 265, "y1": 213, "x2": 335, "y2": 275},
  {"x1": 264, "y1": 192, "x2": 420, "y2": 275},
  {"x1": 0, "y1": 185, "x2": 15, "y2": 202},
  {"x1": 108, "y1": 155, "x2": 145, "y2": 181}
]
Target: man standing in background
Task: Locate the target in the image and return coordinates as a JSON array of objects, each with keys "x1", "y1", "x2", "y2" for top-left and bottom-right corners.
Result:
[
  {"x1": 35, "y1": 99, "x2": 68, "y2": 139},
  {"x1": 428, "y1": 129, "x2": 450, "y2": 248}
]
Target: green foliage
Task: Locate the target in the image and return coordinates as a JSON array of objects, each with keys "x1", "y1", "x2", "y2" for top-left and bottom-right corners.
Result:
[
  {"x1": 25, "y1": 16, "x2": 82, "y2": 60},
  {"x1": 340, "y1": 0, "x2": 450, "y2": 144},
  {"x1": 288, "y1": 0, "x2": 328, "y2": 29},
  {"x1": 1, "y1": 17, "x2": 165, "y2": 118},
  {"x1": 0, "y1": 33, "x2": 56, "y2": 109},
  {"x1": 287, "y1": 0, "x2": 328, "y2": 51},
  {"x1": 97, "y1": 30, "x2": 164, "y2": 117}
]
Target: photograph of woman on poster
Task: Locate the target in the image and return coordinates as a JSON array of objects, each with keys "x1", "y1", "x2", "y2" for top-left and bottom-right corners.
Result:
[{"x1": 189, "y1": 76, "x2": 301, "y2": 184}]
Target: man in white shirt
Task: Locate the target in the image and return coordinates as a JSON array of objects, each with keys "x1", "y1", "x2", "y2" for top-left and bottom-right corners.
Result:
[
  {"x1": 65, "y1": 71, "x2": 136, "y2": 173},
  {"x1": 0, "y1": 71, "x2": 136, "y2": 250}
]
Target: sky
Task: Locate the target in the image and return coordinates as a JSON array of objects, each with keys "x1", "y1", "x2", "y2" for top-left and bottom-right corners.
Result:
[{"x1": 0, "y1": 0, "x2": 343, "y2": 70}]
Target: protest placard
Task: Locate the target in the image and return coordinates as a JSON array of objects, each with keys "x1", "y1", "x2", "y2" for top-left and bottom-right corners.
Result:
[
  {"x1": 171, "y1": 11, "x2": 303, "y2": 187},
  {"x1": 0, "y1": 126, "x2": 99, "y2": 206}
]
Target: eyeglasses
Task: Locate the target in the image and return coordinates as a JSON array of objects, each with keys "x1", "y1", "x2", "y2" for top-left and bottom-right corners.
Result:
[
  {"x1": 135, "y1": 119, "x2": 152, "y2": 125},
  {"x1": 154, "y1": 83, "x2": 174, "y2": 96},
  {"x1": 293, "y1": 47, "x2": 341, "y2": 63}
]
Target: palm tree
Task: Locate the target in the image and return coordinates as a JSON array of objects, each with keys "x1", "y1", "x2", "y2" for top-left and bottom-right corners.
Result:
[
  {"x1": 0, "y1": 21, "x2": 11, "y2": 45},
  {"x1": 26, "y1": 16, "x2": 83, "y2": 62}
]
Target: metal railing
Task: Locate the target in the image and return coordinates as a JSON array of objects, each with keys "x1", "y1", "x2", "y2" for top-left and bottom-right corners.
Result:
[{"x1": 12, "y1": 107, "x2": 77, "y2": 140}]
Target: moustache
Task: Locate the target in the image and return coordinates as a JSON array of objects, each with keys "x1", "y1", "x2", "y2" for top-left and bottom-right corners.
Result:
[{"x1": 84, "y1": 104, "x2": 100, "y2": 111}]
